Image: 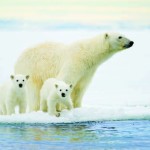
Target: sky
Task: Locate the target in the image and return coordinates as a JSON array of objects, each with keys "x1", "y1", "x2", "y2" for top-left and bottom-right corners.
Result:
[{"x1": 0, "y1": 0, "x2": 149, "y2": 29}]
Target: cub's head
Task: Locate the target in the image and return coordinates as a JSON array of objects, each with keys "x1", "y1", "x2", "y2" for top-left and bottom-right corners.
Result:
[
  {"x1": 10, "y1": 74, "x2": 29, "y2": 88},
  {"x1": 104, "y1": 33, "x2": 134, "y2": 52},
  {"x1": 55, "y1": 82, "x2": 72, "y2": 99}
]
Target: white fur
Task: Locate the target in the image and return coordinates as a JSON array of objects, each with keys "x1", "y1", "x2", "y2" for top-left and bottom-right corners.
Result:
[
  {"x1": 40, "y1": 78, "x2": 73, "y2": 117},
  {"x1": 0, "y1": 74, "x2": 29, "y2": 115},
  {"x1": 15, "y1": 33, "x2": 133, "y2": 111}
]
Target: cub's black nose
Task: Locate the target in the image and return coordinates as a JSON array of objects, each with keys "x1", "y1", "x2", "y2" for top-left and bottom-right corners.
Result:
[
  {"x1": 19, "y1": 84, "x2": 23, "y2": 88},
  {"x1": 129, "y1": 41, "x2": 134, "y2": 46},
  {"x1": 61, "y1": 93, "x2": 66, "y2": 97}
]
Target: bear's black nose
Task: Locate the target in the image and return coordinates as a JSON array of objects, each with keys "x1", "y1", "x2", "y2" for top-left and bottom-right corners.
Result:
[
  {"x1": 19, "y1": 84, "x2": 23, "y2": 88},
  {"x1": 129, "y1": 41, "x2": 134, "y2": 47},
  {"x1": 61, "y1": 93, "x2": 66, "y2": 97}
]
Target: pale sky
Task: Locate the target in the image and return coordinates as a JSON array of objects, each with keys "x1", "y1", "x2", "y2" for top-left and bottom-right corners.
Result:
[{"x1": 0, "y1": 0, "x2": 149, "y2": 26}]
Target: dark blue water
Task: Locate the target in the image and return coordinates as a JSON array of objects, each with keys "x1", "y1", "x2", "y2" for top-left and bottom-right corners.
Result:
[{"x1": 0, "y1": 121, "x2": 150, "y2": 150}]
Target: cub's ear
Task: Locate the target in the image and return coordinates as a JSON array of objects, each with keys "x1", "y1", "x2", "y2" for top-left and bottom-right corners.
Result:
[
  {"x1": 105, "y1": 33, "x2": 109, "y2": 39},
  {"x1": 10, "y1": 75, "x2": 14, "y2": 80},
  {"x1": 55, "y1": 84, "x2": 58, "y2": 88},
  {"x1": 70, "y1": 84, "x2": 73, "y2": 88},
  {"x1": 26, "y1": 75, "x2": 30, "y2": 80}
]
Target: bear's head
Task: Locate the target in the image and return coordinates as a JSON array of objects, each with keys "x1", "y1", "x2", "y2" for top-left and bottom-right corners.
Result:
[
  {"x1": 104, "y1": 33, "x2": 134, "y2": 52},
  {"x1": 10, "y1": 74, "x2": 29, "y2": 89},
  {"x1": 55, "y1": 82, "x2": 72, "y2": 99}
]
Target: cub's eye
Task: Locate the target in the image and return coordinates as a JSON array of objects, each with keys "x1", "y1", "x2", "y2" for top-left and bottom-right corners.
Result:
[
  {"x1": 66, "y1": 89, "x2": 68, "y2": 92},
  {"x1": 60, "y1": 89, "x2": 62, "y2": 91},
  {"x1": 118, "y1": 36, "x2": 122, "y2": 39},
  {"x1": 22, "y1": 80, "x2": 24, "y2": 82},
  {"x1": 16, "y1": 80, "x2": 19, "y2": 82}
]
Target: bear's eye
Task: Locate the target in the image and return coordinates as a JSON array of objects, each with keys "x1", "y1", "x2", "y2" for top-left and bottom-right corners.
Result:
[
  {"x1": 22, "y1": 80, "x2": 24, "y2": 82},
  {"x1": 66, "y1": 89, "x2": 68, "y2": 92},
  {"x1": 16, "y1": 80, "x2": 19, "y2": 82},
  {"x1": 60, "y1": 89, "x2": 62, "y2": 91},
  {"x1": 118, "y1": 36, "x2": 122, "y2": 39}
]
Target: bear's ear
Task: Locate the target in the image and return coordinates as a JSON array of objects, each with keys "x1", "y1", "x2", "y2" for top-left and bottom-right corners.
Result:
[
  {"x1": 26, "y1": 75, "x2": 30, "y2": 80},
  {"x1": 105, "y1": 33, "x2": 109, "y2": 39},
  {"x1": 10, "y1": 75, "x2": 14, "y2": 80},
  {"x1": 70, "y1": 84, "x2": 73, "y2": 88},
  {"x1": 55, "y1": 84, "x2": 58, "y2": 88}
]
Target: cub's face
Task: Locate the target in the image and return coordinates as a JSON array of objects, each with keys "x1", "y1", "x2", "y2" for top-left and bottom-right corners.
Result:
[
  {"x1": 10, "y1": 74, "x2": 29, "y2": 88},
  {"x1": 55, "y1": 83, "x2": 72, "y2": 99},
  {"x1": 105, "y1": 33, "x2": 134, "y2": 51}
]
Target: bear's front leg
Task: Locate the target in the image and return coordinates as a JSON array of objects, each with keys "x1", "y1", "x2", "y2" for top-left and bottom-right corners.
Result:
[
  {"x1": 56, "y1": 103, "x2": 67, "y2": 112},
  {"x1": 71, "y1": 82, "x2": 85, "y2": 108},
  {"x1": 47, "y1": 98, "x2": 60, "y2": 117},
  {"x1": 64, "y1": 99, "x2": 73, "y2": 110},
  {"x1": 72, "y1": 71, "x2": 95, "y2": 108}
]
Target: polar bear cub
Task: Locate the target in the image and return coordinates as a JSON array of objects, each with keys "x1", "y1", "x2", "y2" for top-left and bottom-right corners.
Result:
[
  {"x1": 0, "y1": 74, "x2": 29, "y2": 115},
  {"x1": 40, "y1": 78, "x2": 73, "y2": 117}
]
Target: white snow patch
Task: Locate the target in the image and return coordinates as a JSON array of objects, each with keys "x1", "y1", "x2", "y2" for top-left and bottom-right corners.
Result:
[{"x1": 0, "y1": 106, "x2": 150, "y2": 124}]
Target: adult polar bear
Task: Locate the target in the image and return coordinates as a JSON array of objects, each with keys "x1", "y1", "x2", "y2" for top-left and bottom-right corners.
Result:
[{"x1": 15, "y1": 33, "x2": 134, "y2": 111}]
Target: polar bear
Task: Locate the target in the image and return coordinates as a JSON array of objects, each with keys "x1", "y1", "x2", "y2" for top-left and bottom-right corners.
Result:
[
  {"x1": 40, "y1": 78, "x2": 73, "y2": 117},
  {"x1": 0, "y1": 74, "x2": 29, "y2": 115},
  {"x1": 15, "y1": 33, "x2": 134, "y2": 111}
]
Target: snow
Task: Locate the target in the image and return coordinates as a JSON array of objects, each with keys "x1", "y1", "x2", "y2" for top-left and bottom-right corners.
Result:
[{"x1": 0, "y1": 106, "x2": 150, "y2": 124}]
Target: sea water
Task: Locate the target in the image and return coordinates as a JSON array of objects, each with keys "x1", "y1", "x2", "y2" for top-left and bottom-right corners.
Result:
[{"x1": 0, "y1": 121, "x2": 150, "y2": 150}]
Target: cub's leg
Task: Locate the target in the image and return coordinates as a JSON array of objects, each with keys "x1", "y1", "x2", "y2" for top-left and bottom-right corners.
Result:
[
  {"x1": 19, "y1": 100, "x2": 27, "y2": 114},
  {"x1": 6, "y1": 100, "x2": 15, "y2": 115},
  {"x1": 48, "y1": 98, "x2": 60, "y2": 117},
  {"x1": 64, "y1": 99, "x2": 73, "y2": 110}
]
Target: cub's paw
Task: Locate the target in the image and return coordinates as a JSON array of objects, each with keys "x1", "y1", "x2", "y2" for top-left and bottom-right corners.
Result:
[{"x1": 56, "y1": 112, "x2": 60, "y2": 117}]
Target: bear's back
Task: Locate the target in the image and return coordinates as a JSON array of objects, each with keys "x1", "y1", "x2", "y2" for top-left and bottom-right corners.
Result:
[{"x1": 15, "y1": 42, "x2": 67, "y2": 83}]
